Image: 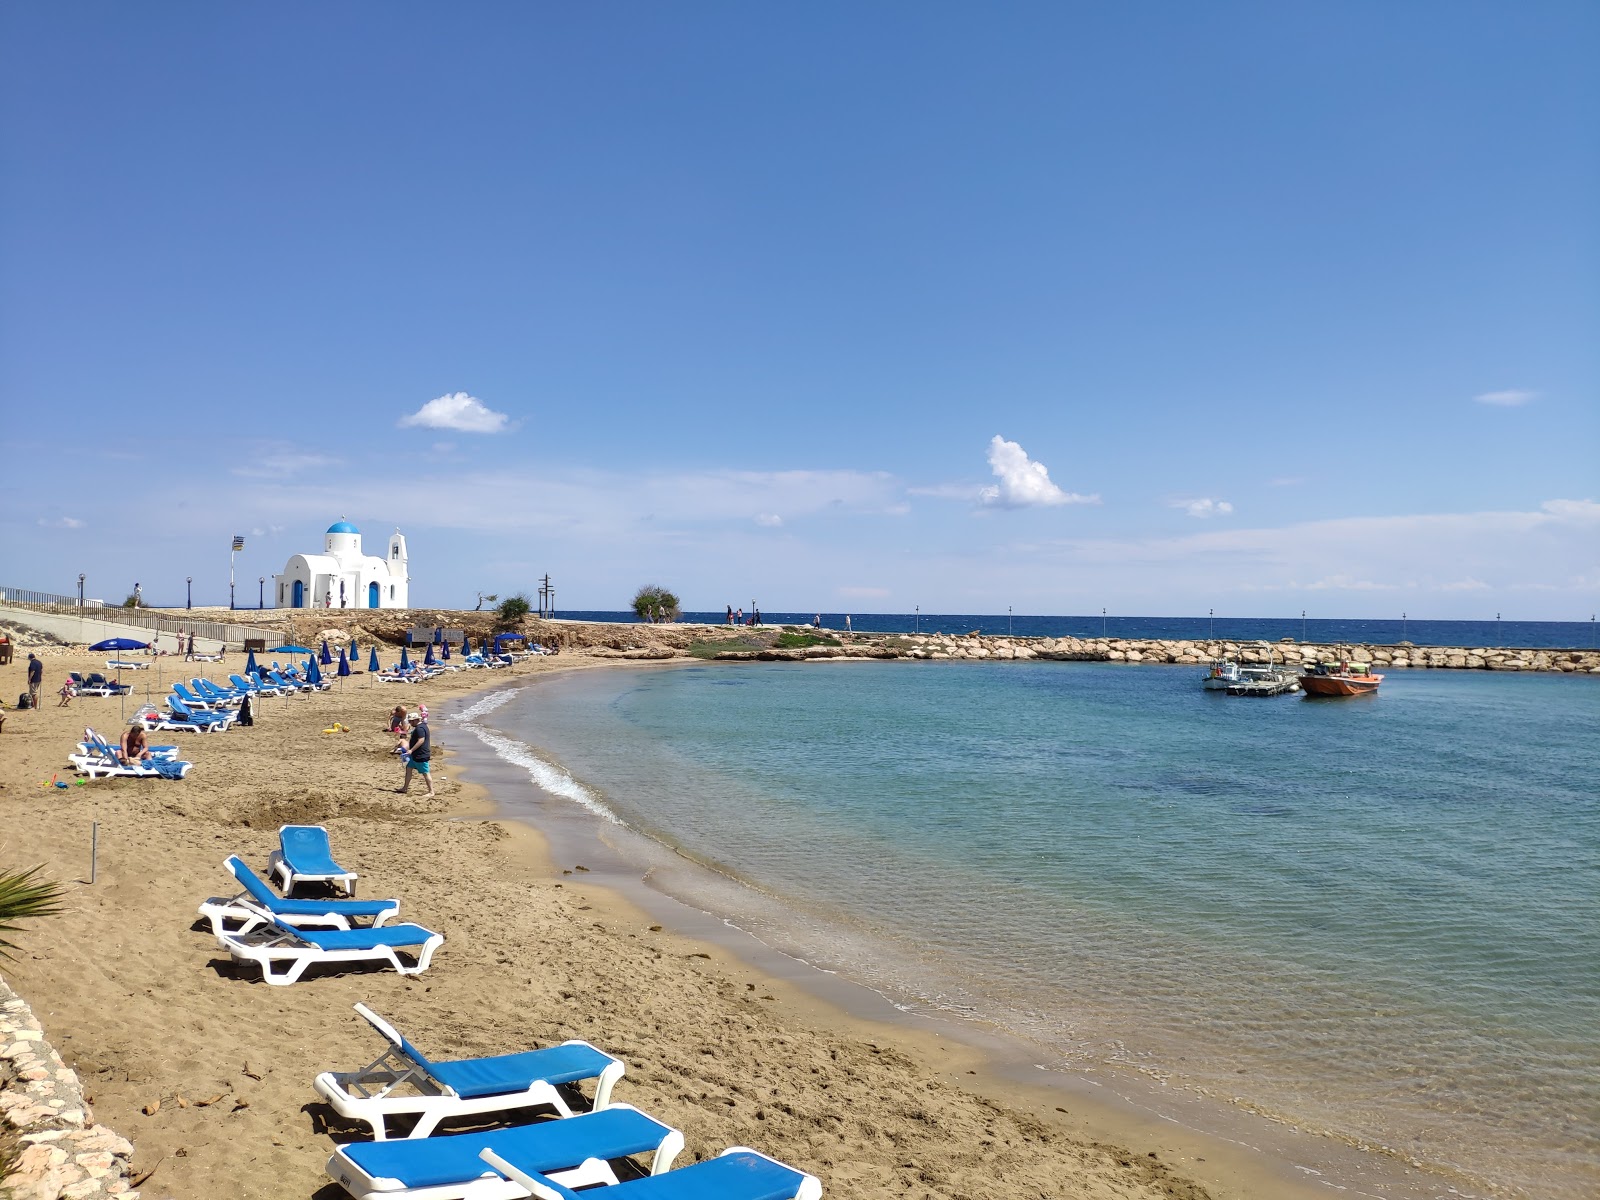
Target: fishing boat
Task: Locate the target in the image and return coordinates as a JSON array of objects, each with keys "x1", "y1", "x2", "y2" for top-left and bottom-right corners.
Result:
[
  {"x1": 1299, "y1": 659, "x2": 1383, "y2": 696},
  {"x1": 1202, "y1": 643, "x2": 1300, "y2": 695}
]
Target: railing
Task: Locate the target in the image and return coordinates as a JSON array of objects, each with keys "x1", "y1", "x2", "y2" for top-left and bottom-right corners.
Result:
[
  {"x1": 0, "y1": 586, "x2": 104, "y2": 610},
  {"x1": 0, "y1": 586, "x2": 281, "y2": 648}
]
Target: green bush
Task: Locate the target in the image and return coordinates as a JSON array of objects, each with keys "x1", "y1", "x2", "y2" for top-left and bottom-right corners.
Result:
[
  {"x1": 774, "y1": 631, "x2": 840, "y2": 649},
  {"x1": 495, "y1": 594, "x2": 532, "y2": 626},
  {"x1": 632, "y1": 585, "x2": 681, "y2": 624}
]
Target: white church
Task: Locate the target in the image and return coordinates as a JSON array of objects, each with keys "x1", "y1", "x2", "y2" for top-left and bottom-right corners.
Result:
[{"x1": 273, "y1": 519, "x2": 410, "y2": 609}]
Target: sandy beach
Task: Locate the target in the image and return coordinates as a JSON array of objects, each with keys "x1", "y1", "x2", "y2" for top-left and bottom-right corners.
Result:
[{"x1": 1, "y1": 641, "x2": 1367, "y2": 1200}]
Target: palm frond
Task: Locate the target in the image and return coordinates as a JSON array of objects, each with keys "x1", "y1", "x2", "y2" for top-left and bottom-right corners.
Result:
[{"x1": 0, "y1": 865, "x2": 65, "y2": 961}]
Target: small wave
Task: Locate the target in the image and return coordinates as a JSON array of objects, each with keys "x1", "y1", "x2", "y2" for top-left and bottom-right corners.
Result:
[
  {"x1": 466, "y1": 724, "x2": 621, "y2": 823},
  {"x1": 449, "y1": 689, "x2": 518, "y2": 722}
]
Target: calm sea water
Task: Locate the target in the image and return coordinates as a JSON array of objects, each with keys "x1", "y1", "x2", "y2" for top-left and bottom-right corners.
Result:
[
  {"x1": 461, "y1": 661, "x2": 1600, "y2": 1198},
  {"x1": 557, "y1": 610, "x2": 1600, "y2": 650}
]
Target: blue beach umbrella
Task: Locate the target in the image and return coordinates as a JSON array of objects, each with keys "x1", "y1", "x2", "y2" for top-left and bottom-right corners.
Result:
[
  {"x1": 245, "y1": 649, "x2": 259, "y2": 676},
  {"x1": 89, "y1": 637, "x2": 149, "y2": 652},
  {"x1": 441, "y1": 640, "x2": 451, "y2": 661},
  {"x1": 368, "y1": 646, "x2": 380, "y2": 673},
  {"x1": 270, "y1": 644, "x2": 312, "y2": 655},
  {"x1": 399, "y1": 645, "x2": 410, "y2": 671},
  {"x1": 348, "y1": 638, "x2": 359, "y2": 660},
  {"x1": 306, "y1": 656, "x2": 323, "y2": 686},
  {"x1": 433, "y1": 627, "x2": 443, "y2": 644},
  {"x1": 320, "y1": 639, "x2": 333, "y2": 665},
  {"x1": 423, "y1": 642, "x2": 435, "y2": 666},
  {"x1": 337, "y1": 648, "x2": 350, "y2": 677}
]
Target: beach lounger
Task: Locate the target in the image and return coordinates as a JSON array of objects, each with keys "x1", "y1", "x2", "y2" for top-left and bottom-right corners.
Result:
[
  {"x1": 315, "y1": 1004, "x2": 625, "y2": 1140},
  {"x1": 269, "y1": 668, "x2": 314, "y2": 693},
  {"x1": 105, "y1": 659, "x2": 149, "y2": 670},
  {"x1": 167, "y1": 695, "x2": 236, "y2": 730},
  {"x1": 272, "y1": 824, "x2": 359, "y2": 895},
  {"x1": 478, "y1": 1145, "x2": 821, "y2": 1200},
  {"x1": 171, "y1": 681, "x2": 234, "y2": 711},
  {"x1": 192, "y1": 677, "x2": 246, "y2": 704},
  {"x1": 231, "y1": 672, "x2": 281, "y2": 697},
  {"x1": 71, "y1": 672, "x2": 132, "y2": 697},
  {"x1": 135, "y1": 703, "x2": 222, "y2": 734},
  {"x1": 69, "y1": 729, "x2": 193, "y2": 780},
  {"x1": 198, "y1": 857, "x2": 399, "y2": 939},
  {"x1": 326, "y1": 1105, "x2": 682, "y2": 1200},
  {"x1": 217, "y1": 906, "x2": 442, "y2": 986}
]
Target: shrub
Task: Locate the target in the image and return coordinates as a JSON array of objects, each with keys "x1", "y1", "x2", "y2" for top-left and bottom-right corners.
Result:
[
  {"x1": 632, "y1": 585, "x2": 681, "y2": 624},
  {"x1": 495, "y1": 594, "x2": 532, "y2": 626},
  {"x1": 0, "y1": 865, "x2": 64, "y2": 962},
  {"x1": 774, "y1": 631, "x2": 840, "y2": 649}
]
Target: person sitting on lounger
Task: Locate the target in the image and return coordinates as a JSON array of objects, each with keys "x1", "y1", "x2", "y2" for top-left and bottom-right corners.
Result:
[{"x1": 121, "y1": 722, "x2": 153, "y2": 763}]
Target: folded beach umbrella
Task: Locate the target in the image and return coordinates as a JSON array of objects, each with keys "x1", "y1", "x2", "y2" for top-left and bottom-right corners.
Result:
[
  {"x1": 348, "y1": 638, "x2": 359, "y2": 659},
  {"x1": 399, "y1": 645, "x2": 410, "y2": 671},
  {"x1": 320, "y1": 639, "x2": 333, "y2": 665},
  {"x1": 307, "y1": 656, "x2": 323, "y2": 686},
  {"x1": 433, "y1": 626, "x2": 443, "y2": 644},
  {"x1": 337, "y1": 648, "x2": 350, "y2": 677},
  {"x1": 89, "y1": 637, "x2": 150, "y2": 652},
  {"x1": 245, "y1": 649, "x2": 259, "y2": 676},
  {"x1": 368, "y1": 645, "x2": 380, "y2": 673},
  {"x1": 423, "y1": 642, "x2": 435, "y2": 666},
  {"x1": 441, "y1": 640, "x2": 451, "y2": 661}
]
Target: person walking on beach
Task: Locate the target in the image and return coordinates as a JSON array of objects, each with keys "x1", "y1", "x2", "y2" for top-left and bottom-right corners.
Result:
[
  {"x1": 726, "y1": 605, "x2": 734, "y2": 626},
  {"x1": 845, "y1": 614, "x2": 852, "y2": 633},
  {"x1": 57, "y1": 676, "x2": 74, "y2": 707},
  {"x1": 397, "y1": 712, "x2": 434, "y2": 796},
  {"x1": 26, "y1": 653, "x2": 43, "y2": 708}
]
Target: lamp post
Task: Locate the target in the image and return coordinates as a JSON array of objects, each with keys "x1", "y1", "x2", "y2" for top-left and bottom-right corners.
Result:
[
  {"x1": 914, "y1": 605, "x2": 919, "y2": 634},
  {"x1": 1497, "y1": 612, "x2": 1502, "y2": 648},
  {"x1": 1008, "y1": 606, "x2": 1013, "y2": 636},
  {"x1": 259, "y1": 577, "x2": 265, "y2": 609},
  {"x1": 1209, "y1": 608, "x2": 1214, "y2": 640},
  {"x1": 1401, "y1": 611, "x2": 1407, "y2": 642},
  {"x1": 77, "y1": 573, "x2": 85, "y2": 607},
  {"x1": 1101, "y1": 607, "x2": 1107, "y2": 637},
  {"x1": 1301, "y1": 609, "x2": 1306, "y2": 641},
  {"x1": 186, "y1": 576, "x2": 192, "y2": 610}
]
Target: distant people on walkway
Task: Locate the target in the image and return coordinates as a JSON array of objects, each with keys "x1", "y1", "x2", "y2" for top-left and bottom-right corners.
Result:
[
  {"x1": 26, "y1": 653, "x2": 43, "y2": 707},
  {"x1": 186, "y1": 633, "x2": 196, "y2": 659},
  {"x1": 726, "y1": 605, "x2": 734, "y2": 625},
  {"x1": 735, "y1": 607, "x2": 743, "y2": 625},
  {"x1": 845, "y1": 615, "x2": 852, "y2": 633},
  {"x1": 814, "y1": 614, "x2": 821, "y2": 628}
]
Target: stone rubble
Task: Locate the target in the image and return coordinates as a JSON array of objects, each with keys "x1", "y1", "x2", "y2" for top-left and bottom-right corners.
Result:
[{"x1": 1, "y1": 976, "x2": 139, "y2": 1200}]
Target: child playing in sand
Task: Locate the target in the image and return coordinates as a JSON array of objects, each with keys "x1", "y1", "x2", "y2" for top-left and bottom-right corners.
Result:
[
  {"x1": 57, "y1": 677, "x2": 74, "y2": 707},
  {"x1": 387, "y1": 704, "x2": 407, "y2": 733}
]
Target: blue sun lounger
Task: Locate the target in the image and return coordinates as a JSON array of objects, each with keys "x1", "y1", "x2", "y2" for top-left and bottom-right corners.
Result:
[
  {"x1": 315, "y1": 1004, "x2": 625, "y2": 1139},
  {"x1": 325, "y1": 1104, "x2": 683, "y2": 1200},
  {"x1": 272, "y1": 824, "x2": 359, "y2": 895},
  {"x1": 198, "y1": 857, "x2": 399, "y2": 939},
  {"x1": 217, "y1": 908, "x2": 443, "y2": 986},
  {"x1": 479, "y1": 1145, "x2": 822, "y2": 1200}
]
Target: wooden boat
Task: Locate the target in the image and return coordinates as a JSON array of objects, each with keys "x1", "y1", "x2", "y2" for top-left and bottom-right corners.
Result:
[{"x1": 1299, "y1": 659, "x2": 1383, "y2": 696}]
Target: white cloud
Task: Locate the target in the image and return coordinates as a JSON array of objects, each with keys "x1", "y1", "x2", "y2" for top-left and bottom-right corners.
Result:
[
  {"x1": 37, "y1": 516, "x2": 84, "y2": 529},
  {"x1": 1173, "y1": 497, "x2": 1234, "y2": 519},
  {"x1": 1474, "y1": 389, "x2": 1537, "y2": 407},
  {"x1": 231, "y1": 451, "x2": 342, "y2": 479},
  {"x1": 977, "y1": 436, "x2": 1098, "y2": 509},
  {"x1": 755, "y1": 513, "x2": 783, "y2": 527},
  {"x1": 399, "y1": 392, "x2": 510, "y2": 433}
]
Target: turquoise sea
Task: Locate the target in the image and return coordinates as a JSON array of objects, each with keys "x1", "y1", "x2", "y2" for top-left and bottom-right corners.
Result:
[{"x1": 450, "y1": 661, "x2": 1599, "y2": 1199}]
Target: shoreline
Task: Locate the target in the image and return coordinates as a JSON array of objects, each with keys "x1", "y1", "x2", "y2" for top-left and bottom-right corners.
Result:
[
  {"x1": 0, "y1": 644, "x2": 1513, "y2": 1198},
  {"x1": 440, "y1": 663, "x2": 1486, "y2": 1200}
]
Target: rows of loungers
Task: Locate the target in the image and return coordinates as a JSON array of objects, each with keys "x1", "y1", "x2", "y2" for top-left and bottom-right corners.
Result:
[{"x1": 199, "y1": 826, "x2": 822, "y2": 1199}]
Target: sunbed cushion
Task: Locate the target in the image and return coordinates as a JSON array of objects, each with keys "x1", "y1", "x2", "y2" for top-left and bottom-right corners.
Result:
[
  {"x1": 505, "y1": 1152, "x2": 808, "y2": 1200},
  {"x1": 279, "y1": 826, "x2": 346, "y2": 875},
  {"x1": 340, "y1": 1106, "x2": 672, "y2": 1189},
  {"x1": 286, "y1": 923, "x2": 435, "y2": 950},
  {"x1": 427, "y1": 1043, "x2": 618, "y2": 1100}
]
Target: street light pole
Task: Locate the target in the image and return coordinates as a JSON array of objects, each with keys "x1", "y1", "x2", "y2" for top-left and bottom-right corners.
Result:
[
  {"x1": 1209, "y1": 608, "x2": 1214, "y2": 639},
  {"x1": 78, "y1": 573, "x2": 85, "y2": 607},
  {"x1": 1301, "y1": 610, "x2": 1306, "y2": 641},
  {"x1": 914, "y1": 605, "x2": 919, "y2": 634},
  {"x1": 1101, "y1": 608, "x2": 1107, "y2": 637},
  {"x1": 186, "y1": 576, "x2": 192, "y2": 610},
  {"x1": 1008, "y1": 605, "x2": 1012, "y2": 636},
  {"x1": 1497, "y1": 612, "x2": 1502, "y2": 647},
  {"x1": 1401, "y1": 612, "x2": 1407, "y2": 642},
  {"x1": 259, "y1": 577, "x2": 265, "y2": 609}
]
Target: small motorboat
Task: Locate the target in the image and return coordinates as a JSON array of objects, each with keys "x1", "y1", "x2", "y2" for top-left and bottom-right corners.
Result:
[{"x1": 1299, "y1": 659, "x2": 1383, "y2": 696}]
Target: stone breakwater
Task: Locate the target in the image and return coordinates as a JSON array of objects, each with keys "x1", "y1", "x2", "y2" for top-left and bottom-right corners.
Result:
[
  {"x1": 589, "y1": 630, "x2": 1600, "y2": 673},
  {"x1": 1, "y1": 976, "x2": 139, "y2": 1200}
]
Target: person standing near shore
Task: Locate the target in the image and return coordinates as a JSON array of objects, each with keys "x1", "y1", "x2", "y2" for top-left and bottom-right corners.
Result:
[{"x1": 397, "y1": 711, "x2": 434, "y2": 796}]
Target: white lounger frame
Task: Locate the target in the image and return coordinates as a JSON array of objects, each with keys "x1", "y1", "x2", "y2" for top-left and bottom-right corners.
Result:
[
  {"x1": 315, "y1": 1004, "x2": 625, "y2": 1140},
  {"x1": 218, "y1": 907, "x2": 442, "y2": 987}
]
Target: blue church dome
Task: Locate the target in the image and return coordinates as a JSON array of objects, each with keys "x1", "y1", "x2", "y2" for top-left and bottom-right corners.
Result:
[{"x1": 327, "y1": 520, "x2": 360, "y2": 535}]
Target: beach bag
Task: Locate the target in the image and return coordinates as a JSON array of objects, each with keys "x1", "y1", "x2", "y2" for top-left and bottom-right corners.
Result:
[{"x1": 17, "y1": 693, "x2": 31, "y2": 710}]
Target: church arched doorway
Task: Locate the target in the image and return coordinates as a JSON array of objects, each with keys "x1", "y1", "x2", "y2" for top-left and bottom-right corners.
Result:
[
  {"x1": 292, "y1": 579, "x2": 305, "y2": 608},
  {"x1": 368, "y1": 581, "x2": 380, "y2": 608}
]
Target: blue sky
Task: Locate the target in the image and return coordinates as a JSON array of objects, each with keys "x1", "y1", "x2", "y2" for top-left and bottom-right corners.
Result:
[{"x1": 3, "y1": 3, "x2": 1596, "y2": 617}]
